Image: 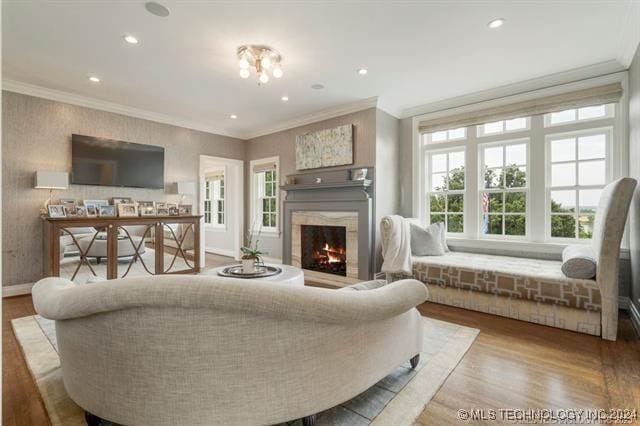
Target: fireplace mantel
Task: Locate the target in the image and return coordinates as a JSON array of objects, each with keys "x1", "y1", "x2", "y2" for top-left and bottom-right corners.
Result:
[
  {"x1": 281, "y1": 168, "x2": 374, "y2": 285},
  {"x1": 281, "y1": 179, "x2": 372, "y2": 192}
]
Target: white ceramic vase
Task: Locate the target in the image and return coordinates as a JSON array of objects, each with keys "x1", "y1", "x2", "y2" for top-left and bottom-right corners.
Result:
[{"x1": 242, "y1": 258, "x2": 257, "y2": 274}]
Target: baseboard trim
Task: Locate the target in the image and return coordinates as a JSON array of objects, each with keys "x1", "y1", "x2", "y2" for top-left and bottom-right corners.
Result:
[
  {"x1": 262, "y1": 256, "x2": 282, "y2": 264},
  {"x1": 618, "y1": 296, "x2": 630, "y2": 310},
  {"x1": 3, "y1": 282, "x2": 35, "y2": 298},
  {"x1": 618, "y1": 296, "x2": 640, "y2": 337},
  {"x1": 628, "y1": 300, "x2": 640, "y2": 338},
  {"x1": 204, "y1": 247, "x2": 237, "y2": 259}
]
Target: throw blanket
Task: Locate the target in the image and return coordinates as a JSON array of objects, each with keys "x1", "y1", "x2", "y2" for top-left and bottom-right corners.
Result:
[{"x1": 381, "y1": 215, "x2": 412, "y2": 275}]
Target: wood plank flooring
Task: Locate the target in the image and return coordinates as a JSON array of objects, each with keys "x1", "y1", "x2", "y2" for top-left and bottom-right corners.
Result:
[{"x1": 3, "y1": 267, "x2": 639, "y2": 425}]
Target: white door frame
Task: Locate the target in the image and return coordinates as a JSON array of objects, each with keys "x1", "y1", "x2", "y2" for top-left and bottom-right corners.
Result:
[{"x1": 199, "y1": 155, "x2": 244, "y2": 266}]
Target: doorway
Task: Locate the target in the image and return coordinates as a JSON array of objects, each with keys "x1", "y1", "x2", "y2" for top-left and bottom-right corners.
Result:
[{"x1": 199, "y1": 155, "x2": 244, "y2": 265}]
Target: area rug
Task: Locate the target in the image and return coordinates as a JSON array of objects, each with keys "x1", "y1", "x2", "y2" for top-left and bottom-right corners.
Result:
[{"x1": 12, "y1": 315, "x2": 479, "y2": 426}]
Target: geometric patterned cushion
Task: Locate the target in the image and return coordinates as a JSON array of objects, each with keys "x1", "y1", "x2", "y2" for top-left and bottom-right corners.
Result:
[{"x1": 411, "y1": 252, "x2": 601, "y2": 311}]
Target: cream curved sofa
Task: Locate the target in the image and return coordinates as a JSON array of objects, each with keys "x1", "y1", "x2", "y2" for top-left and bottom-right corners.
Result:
[
  {"x1": 381, "y1": 177, "x2": 636, "y2": 341},
  {"x1": 32, "y1": 275, "x2": 428, "y2": 426}
]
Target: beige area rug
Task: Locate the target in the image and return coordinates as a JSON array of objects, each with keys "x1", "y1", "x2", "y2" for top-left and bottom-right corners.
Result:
[{"x1": 12, "y1": 315, "x2": 478, "y2": 426}]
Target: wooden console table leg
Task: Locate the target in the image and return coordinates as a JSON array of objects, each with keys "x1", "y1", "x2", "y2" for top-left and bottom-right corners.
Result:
[
  {"x1": 155, "y1": 222, "x2": 164, "y2": 275},
  {"x1": 106, "y1": 224, "x2": 118, "y2": 279},
  {"x1": 49, "y1": 222, "x2": 61, "y2": 277}
]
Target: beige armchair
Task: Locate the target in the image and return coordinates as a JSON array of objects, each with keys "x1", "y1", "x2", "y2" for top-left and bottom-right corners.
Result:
[{"x1": 32, "y1": 275, "x2": 428, "y2": 426}]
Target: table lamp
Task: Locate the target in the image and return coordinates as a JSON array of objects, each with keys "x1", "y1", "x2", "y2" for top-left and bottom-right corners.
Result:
[
  {"x1": 177, "y1": 181, "x2": 196, "y2": 204},
  {"x1": 34, "y1": 171, "x2": 69, "y2": 207}
]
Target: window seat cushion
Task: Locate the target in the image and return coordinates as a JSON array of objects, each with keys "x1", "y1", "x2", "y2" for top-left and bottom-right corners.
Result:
[{"x1": 411, "y1": 251, "x2": 601, "y2": 311}]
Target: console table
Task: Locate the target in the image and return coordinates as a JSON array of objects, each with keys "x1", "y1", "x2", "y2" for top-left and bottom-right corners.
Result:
[{"x1": 42, "y1": 215, "x2": 201, "y2": 280}]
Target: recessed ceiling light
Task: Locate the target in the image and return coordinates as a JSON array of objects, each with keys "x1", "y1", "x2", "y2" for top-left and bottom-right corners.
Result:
[
  {"x1": 123, "y1": 35, "x2": 139, "y2": 45},
  {"x1": 230, "y1": 114, "x2": 237, "y2": 119},
  {"x1": 145, "y1": 1, "x2": 170, "y2": 17},
  {"x1": 487, "y1": 18, "x2": 505, "y2": 29},
  {"x1": 88, "y1": 76, "x2": 101, "y2": 83},
  {"x1": 311, "y1": 84, "x2": 324, "y2": 90},
  {"x1": 281, "y1": 96, "x2": 289, "y2": 102},
  {"x1": 357, "y1": 68, "x2": 368, "y2": 75}
]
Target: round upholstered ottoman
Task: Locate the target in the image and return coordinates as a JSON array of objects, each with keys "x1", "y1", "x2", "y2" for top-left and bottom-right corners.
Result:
[{"x1": 77, "y1": 235, "x2": 145, "y2": 264}]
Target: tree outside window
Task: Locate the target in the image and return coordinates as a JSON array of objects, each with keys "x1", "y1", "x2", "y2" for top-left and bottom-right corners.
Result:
[
  {"x1": 480, "y1": 143, "x2": 527, "y2": 237},
  {"x1": 428, "y1": 150, "x2": 465, "y2": 233}
]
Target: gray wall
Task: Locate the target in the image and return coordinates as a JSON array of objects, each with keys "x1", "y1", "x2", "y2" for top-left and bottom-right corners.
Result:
[
  {"x1": 399, "y1": 117, "x2": 414, "y2": 217},
  {"x1": 374, "y1": 109, "x2": 400, "y2": 270},
  {"x1": 629, "y1": 44, "x2": 640, "y2": 315},
  {"x1": 244, "y1": 108, "x2": 377, "y2": 261},
  {"x1": 2, "y1": 91, "x2": 245, "y2": 287}
]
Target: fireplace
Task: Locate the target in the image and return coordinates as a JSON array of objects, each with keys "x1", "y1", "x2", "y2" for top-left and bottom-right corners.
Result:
[
  {"x1": 282, "y1": 168, "x2": 373, "y2": 286},
  {"x1": 301, "y1": 225, "x2": 347, "y2": 276},
  {"x1": 290, "y1": 211, "x2": 360, "y2": 284}
]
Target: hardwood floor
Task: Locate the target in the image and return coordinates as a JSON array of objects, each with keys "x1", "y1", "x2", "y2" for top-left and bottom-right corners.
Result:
[
  {"x1": 414, "y1": 304, "x2": 640, "y2": 425},
  {"x1": 3, "y1": 279, "x2": 639, "y2": 425}
]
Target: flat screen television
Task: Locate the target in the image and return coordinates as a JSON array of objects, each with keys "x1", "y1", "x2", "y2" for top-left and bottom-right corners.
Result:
[{"x1": 71, "y1": 134, "x2": 165, "y2": 189}]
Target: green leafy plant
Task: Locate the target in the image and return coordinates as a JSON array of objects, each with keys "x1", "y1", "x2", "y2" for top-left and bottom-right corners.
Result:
[{"x1": 241, "y1": 221, "x2": 267, "y2": 263}]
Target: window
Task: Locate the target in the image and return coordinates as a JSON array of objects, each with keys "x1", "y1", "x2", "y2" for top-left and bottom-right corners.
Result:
[
  {"x1": 545, "y1": 104, "x2": 613, "y2": 127},
  {"x1": 204, "y1": 173, "x2": 225, "y2": 227},
  {"x1": 477, "y1": 117, "x2": 529, "y2": 137},
  {"x1": 480, "y1": 141, "x2": 528, "y2": 237},
  {"x1": 426, "y1": 149, "x2": 465, "y2": 233},
  {"x1": 418, "y1": 99, "x2": 618, "y2": 244},
  {"x1": 251, "y1": 157, "x2": 279, "y2": 232},
  {"x1": 423, "y1": 127, "x2": 466, "y2": 144},
  {"x1": 547, "y1": 129, "x2": 609, "y2": 239}
]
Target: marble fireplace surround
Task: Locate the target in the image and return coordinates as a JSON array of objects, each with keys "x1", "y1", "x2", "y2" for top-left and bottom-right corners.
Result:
[
  {"x1": 282, "y1": 168, "x2": 374, "y2": 286},
  {"x1": 292, "y1": 211, "x2": 358, "y2": 282}
]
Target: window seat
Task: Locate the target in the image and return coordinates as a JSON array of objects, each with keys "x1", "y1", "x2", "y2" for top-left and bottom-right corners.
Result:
[
  {"x1": 411, "y1": 252, "x2": 600, "y2": 311},
  {"x1": 381, "y1": 176, "x2": 637, "y2": 341}
]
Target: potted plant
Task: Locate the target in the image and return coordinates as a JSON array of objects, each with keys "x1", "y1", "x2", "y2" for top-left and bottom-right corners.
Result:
[{"x1": 241, "y1": 224, "x2": 266, "y2": 273}]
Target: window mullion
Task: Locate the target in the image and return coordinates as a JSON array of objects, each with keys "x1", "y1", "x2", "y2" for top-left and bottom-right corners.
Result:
[
  {"x1": 466, "y1": 132, "x2": 478, "y2": 239},
  {"x1": 529, "y1": 114, "x2": 545, "y2": 242}
]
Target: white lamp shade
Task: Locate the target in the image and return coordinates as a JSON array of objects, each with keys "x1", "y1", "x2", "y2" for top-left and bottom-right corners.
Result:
[
  {"x1": 34, "y1": 171, "x2": 68, "y2": 189},
  {"x1": 177, "y1": 181, "x2": 196, "y2": 195}
]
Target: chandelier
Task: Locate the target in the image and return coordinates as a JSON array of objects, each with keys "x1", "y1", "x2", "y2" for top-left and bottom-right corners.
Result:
[{"x1": 237, "y1": 45, "x2": 283, "y2": 84}]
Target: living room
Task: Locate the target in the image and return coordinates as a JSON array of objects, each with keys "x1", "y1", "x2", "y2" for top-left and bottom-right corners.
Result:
[{"x1": 2, "y1": 2, "x2": 640, "y2": 425}]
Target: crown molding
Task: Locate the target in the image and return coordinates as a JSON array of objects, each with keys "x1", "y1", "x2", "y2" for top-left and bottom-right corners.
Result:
[
  {"x1": 1, "y1": 79, "x2": 245, "y2": 140},
  {"x1": 3, "y1": 79, "x2": 381, "y2": 141},
  {"x1": 399, "y1": 60, "x2": 626, "y2": 119},
  {"x1": 242, "y1": 97, "x2": 378, "y2": 140},
  {"x1": 616, "y1": 0, "x2": 640, "y2": 68}
]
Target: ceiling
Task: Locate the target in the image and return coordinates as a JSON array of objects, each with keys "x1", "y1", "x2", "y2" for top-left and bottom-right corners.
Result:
[{"x1": 3, "y1": 1, "x2": 639, "y2": 139}]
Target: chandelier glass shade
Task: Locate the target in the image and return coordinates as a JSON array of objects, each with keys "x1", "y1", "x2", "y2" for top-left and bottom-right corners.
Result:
[{"x1": 237, "y1": 45, "x2": 283, "y2": 84}]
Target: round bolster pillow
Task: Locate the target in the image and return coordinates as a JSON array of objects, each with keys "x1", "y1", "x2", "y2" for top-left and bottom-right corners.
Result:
[{"x1": 561, "y1": 245, "x2": 597, "y2": 279}]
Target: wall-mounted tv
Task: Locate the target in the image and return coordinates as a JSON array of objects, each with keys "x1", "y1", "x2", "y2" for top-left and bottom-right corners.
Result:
[{"x1": 71, "y1": 134, "x2": 165, "y2": 189}]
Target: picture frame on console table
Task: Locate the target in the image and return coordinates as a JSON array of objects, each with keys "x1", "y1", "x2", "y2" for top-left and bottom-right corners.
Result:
[
  {"x1": 138, "y1": 201, "x2": 156, "y2": 216},
  {"x1": 84, "y1": 204, "x2": 99, "y2": 217},
  {"x1": 112, "y1": 197, "x2": 133, "y2": 206},
  {"x1": 156, "y1": 202, "x2": 169, "y2": 216},
  {"x1": 99, "y1": 205, "x2": 116, "y2": 217},
  {"x1": 178, "y1": 204, "x2": 192, "y2": 215},
  {"x1": 168, "y1": 204, "x2": 179, "y2": 216},
  {"x1": 117, "y1": 203, "x2": 138, "y2": 217},
  {"x1": 84, "y1": 199, "x2": 109, "y2": 207},
  {"x1": 47, "y1": 205, "x2": 66, "y2": 218}
]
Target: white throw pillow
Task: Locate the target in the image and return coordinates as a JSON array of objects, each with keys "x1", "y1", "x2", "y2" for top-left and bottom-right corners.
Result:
[
  {"x1": 436, "y1": 222, "x2": 450, "y2": 252},
  {"x1": 410, "y1": 223, "x2": 445, "y2": 256},
  {"x1": 561, "y1": 245, "x2": 597, "y2": 279}
]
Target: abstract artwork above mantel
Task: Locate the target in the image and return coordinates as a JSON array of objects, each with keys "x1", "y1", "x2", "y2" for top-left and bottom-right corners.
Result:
[{"x1": 295, "y1": 124, "x2": 353, "y2": 170}]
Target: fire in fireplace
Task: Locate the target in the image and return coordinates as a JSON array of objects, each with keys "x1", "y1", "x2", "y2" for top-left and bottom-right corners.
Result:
[{"x1": 301, "y1": 225, "x2": 347, "y2": 276}]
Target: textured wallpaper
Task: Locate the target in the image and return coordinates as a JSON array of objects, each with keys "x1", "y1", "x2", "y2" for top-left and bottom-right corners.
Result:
[{"x1": 2, "y1": 91, "x2": 245, "y2": 287}]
